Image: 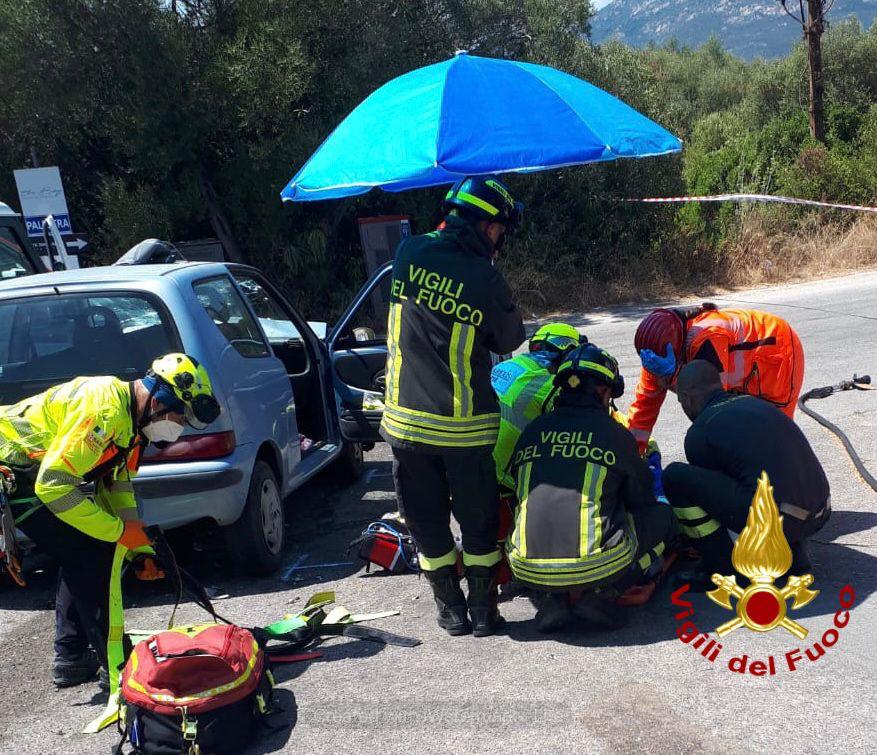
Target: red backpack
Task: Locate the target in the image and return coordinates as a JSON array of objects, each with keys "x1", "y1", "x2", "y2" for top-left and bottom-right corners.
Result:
[{"x1": 118, "y1": 623, "x2": 273, "y2": 754}]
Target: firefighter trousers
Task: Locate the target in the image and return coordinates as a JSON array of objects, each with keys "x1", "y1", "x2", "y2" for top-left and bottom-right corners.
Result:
[
  {"x1": 17, "y1": 505, "x2": 115, "y2": 665},
  {"x1": 664, "y1": 462, "x2": 829, "y2": 573},
  {"x1": 391, "y1": 447, "x2": 500, "y2": 571}
]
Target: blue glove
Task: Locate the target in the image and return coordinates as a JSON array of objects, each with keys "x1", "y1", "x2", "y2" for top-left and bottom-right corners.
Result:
[
  {"x1": 640, "y1": 344, "x2": 676, "y2": 378},
  {"x1": 646, "y1": 450, "x2": 667, "y2": 502}
]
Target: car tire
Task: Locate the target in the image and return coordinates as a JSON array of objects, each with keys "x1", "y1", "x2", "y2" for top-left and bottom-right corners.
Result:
[
  {"x1": 335, "y1": 441, "x2": 364, "y2": 483},
  {"x1": 224, "y1": 461, "x2": 285, "y2": 575}
]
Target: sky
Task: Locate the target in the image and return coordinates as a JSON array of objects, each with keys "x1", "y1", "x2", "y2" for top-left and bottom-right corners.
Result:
[{"x1": 593, "y1": 0, "x2": 614, "y2": 8}]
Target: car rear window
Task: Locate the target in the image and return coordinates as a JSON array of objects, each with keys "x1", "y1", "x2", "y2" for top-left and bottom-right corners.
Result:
[
  {"x1": 0, "y1": 292, "x2": 177, "y2": 403},
  {"x1": 193, "y1": 276, "x2": 269, "y2": 358}
]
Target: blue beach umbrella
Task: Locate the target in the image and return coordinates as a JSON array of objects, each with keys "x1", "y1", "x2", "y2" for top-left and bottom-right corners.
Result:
[{"x1": 281, "y1": 51, "x2": 681, "y2": 202}]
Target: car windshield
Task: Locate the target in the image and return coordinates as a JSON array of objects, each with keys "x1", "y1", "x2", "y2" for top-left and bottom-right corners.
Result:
[
  {"x1": 0, "y1": 292, "x2": 177, "y2": 403},
  {"x1": 0, "y1": 227, "x2": 36, "y2": 279}
]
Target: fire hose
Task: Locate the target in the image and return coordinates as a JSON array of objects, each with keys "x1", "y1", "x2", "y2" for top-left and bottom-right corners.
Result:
[{"x1": 798, "y1": 374, "x2": 877, "y2": 494}]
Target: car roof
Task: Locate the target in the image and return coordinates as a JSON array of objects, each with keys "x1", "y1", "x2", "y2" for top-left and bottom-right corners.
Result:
[
  {"x1": 0, "y1": 201, "x2": 18, "y2": 217},
  {"x1": 0, "y1": 261, "x2": 241, "y2": 294}
]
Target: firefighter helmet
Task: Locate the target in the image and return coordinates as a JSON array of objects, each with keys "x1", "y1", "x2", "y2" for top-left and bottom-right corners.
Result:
[
  {"x1": 443, "y1": 175, "x2": 524, "y2": 231},
  {"x1": 555, "y1": 344, "x2": 624, "y2": 399},
  {"x1": 529, "y1": 323, "x2": 584, "y2": 355},
  {"x1": 149, "y1": 353, "x2": 220, "y2": 429}
]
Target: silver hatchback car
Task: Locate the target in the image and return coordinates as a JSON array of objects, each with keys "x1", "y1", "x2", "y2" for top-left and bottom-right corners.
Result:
[{"x1": 0, "y1": 261, "x2": 393, "y2": 574}]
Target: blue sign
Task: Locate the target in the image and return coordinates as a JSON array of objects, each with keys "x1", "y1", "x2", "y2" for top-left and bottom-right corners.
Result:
[{"x1": 25, "y1": 214, "x2": 72, "y2": 237}]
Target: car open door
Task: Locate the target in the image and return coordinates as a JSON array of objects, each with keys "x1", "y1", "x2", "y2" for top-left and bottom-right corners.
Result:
[{"x1": 328, "y1": 262, "x2": 392, "y2": 443}]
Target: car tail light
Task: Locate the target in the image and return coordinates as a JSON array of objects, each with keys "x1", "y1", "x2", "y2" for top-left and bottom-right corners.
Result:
[{"x1": 142, "y1": 431, "x2": 236, "y2": 464}]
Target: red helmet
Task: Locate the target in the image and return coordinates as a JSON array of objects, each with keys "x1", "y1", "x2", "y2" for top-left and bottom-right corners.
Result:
[{"x1": 634, "y1": 309, "x2": 684, "y2": 356}]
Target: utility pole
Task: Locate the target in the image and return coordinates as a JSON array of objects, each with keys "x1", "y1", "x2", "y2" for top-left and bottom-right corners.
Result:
[{"x1": 778, "y1": 0, "x2": 832, "y2": 143}]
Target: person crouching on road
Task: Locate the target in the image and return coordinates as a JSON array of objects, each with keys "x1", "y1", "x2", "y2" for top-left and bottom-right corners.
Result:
[
  {"x1": 380, "y1": 175, "x2": 526, "y2": 637},
  {"x1": 627, "y1": 304, "x2": 805, "y2": 454},
  {"x1": 664, "y1": 361, "x2": 830, "y2": 588},
  {"x1": 507, "y1": 344, "x2": 676, "y2": 633},
  {"x1": 0, "y1": 353, "x2": 220, "y2": 689},
  {"x1": 492, "y1": 323, "x2": 584, "y2": 491}
]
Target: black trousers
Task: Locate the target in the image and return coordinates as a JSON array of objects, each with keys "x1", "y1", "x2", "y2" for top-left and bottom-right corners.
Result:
[
  {"x1": 17, "y1": 505, "x2": 115, "y2": 664},
  {"x1": 663, "y1": 462, "x2": 829, "y2": 573},
  {"x1": 622, "y1": 503, "x2": 678, "y2": 589},
  {"x1": 391, "y1": 446, "x2": 499, "y2": 568}
]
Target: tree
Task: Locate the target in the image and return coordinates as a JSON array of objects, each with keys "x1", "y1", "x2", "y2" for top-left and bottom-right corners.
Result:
[{"x1": 777, "y1": 0, "x2": 831, "y2": 142}]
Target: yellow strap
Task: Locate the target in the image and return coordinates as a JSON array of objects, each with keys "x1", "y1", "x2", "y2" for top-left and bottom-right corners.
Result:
[{"x1": 83, "y1": 542, "x2": 127, "y2": 734}]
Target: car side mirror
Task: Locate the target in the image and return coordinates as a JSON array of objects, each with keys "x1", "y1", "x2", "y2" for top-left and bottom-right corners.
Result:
[{"x1": 353, "y1": 326, "x2": 376, "y2": 342}]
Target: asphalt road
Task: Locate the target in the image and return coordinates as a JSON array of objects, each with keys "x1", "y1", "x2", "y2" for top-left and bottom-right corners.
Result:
[{"x1": 2, "y1": 271, "x2": 876, "y2": 754}]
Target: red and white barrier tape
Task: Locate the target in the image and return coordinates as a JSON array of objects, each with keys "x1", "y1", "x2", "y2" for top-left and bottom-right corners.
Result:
[{"x1": 626, "y1": 193, "x2": 877, "y2": 213}]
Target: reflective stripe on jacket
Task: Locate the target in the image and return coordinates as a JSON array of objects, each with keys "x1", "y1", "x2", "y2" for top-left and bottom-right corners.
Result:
[
  {"x1": 507, "y1": 393, "x2": 656, "y2": 589},
  {"x1": 491, "y1": 354, "x2": 556, "y2": 489},
  {"x1": 628, "y1": 308, "x2": 804, "y2": 452},
  {"x1": 0, "y1": 376, "x2": 140, "y2": 541},
  {"x1": 380, "y1": 215, "x2": 525, "y2": 451}
]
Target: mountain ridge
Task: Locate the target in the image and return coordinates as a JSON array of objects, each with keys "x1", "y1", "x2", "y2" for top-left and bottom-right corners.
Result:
[{"x1": 592, "y1": 0, "x2": 877, "y2": 59}]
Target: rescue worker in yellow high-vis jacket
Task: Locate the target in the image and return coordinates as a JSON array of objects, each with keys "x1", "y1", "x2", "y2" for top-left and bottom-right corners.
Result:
[
  {"x1": 0, "y1": 353, "x2": 219, "y2": 689},
  {"x1": 491, "y1": 323, "x2": 583, "y2": 491},
  {"x1": 380, "y1": 175, "x2": 526, "y2": 638}
]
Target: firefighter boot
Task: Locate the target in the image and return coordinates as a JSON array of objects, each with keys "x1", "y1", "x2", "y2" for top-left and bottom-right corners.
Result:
[
  {"x1": 53, "y1": 649, "x2": 100, "y2": 688},
  {"x1": 466, "y1": 565, "x2": 505, "y2": 637},
  {"x1": 571, "y1": 590, "x2": 628, "y2": 630},
  {"x1": 424, "y1": 566, "x2": 471, "y2": 636},
  {"x1": 535, "y1": 591, "x2": 571, "y2": 634}
]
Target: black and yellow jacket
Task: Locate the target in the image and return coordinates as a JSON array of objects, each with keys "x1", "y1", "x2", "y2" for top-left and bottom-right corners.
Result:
[
  {"x1": 508, "y1": 392, "x2": 656, "y2": 589},
  {"x1": 380, "y1": 215, "x2": 525, "y2": 451}
]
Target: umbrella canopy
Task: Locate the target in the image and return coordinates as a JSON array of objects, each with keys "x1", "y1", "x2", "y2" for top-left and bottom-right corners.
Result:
[{"x1": 281, "y1": 51, "x2": 681, "y2": 202}]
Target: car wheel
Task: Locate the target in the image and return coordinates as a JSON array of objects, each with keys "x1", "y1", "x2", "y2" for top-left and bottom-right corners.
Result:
[
  {"x1": 335, "y1": 441, "x2": 364, "y2": 483},
  {"x1": 224, "y1": 460, "x2": 285, "y2": 575}
]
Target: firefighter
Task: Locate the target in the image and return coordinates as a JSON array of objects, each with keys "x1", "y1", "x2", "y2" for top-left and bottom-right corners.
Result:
[
  {"x1": 507, "y1": 344, "x2": 676, "y2": 633},
  {"x1": 0, "y1": 353, "x2": 220, "y2": 688},
  {"x1": 664, "y1": 360, "x2": 830, "y2": 585},
  {"x1": 491, "y1": 322, "x2": 583, "y2": 491},
  {"x1": 627, "y1": 304, "x2": 805, "y2": 453},
  {"x1": 381, "y1": 175, "x2": 526, "y2": 637}
]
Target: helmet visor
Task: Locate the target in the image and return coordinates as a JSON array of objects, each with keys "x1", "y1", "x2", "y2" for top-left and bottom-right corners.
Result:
[
  {"x1": 505, "y1": 201, "x2": 525, "y2": 233},
  {"x1": 185, "y1": 394, "x2": 221, "y2": 430}
]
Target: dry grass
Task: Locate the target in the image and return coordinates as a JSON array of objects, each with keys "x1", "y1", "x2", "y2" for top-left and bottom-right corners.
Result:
[
  {"x1": 725, "y1": 213, "x2": 877, "y2": 286},
  {"x1": 505, "y1": 215, "x2": 877, "y2": 316}
]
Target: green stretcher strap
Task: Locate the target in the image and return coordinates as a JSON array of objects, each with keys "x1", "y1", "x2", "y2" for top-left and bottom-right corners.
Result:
[
  {"x1": 11, "y1": 496, "x2": 41, "y2": 526},
  {"x1": 83, "y1": 542, "x2": 127, "y2": 735}
]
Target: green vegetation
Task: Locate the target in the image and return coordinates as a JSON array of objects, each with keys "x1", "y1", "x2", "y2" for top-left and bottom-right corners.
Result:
[{"x1": 1, "y1": 2, "x2": 876, "y2": 315}]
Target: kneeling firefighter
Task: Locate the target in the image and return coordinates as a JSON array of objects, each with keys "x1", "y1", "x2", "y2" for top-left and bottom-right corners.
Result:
[
  {"x1": 380, "y1": 175, "x2": 526, "y2": 637},
  {"x1": 0, "y1": 354, "x2": 220, "y2": 688},
  {"x1": 665, "y1": 361, "x2": 830, "y2": 584},
  {"x1": 507, "y1": 344, "x2": 677, "y2": 632}
]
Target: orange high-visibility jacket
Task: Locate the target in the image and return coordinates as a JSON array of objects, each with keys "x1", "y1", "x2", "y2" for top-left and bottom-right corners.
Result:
[{"x1": 627, "y1": 308, "x2": 805, "y2": 452}]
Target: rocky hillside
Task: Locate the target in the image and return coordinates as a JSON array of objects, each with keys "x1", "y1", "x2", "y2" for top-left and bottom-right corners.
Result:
[{"x1": 592, "y1": 0, "x2": 877, "y2": 59}]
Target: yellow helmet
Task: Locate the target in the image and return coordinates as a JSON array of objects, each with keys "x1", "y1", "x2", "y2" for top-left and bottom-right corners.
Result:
[
  {"x1": 529, "y1": 323, "x2": 584, "y2": 355},
  {"x1": 149, "y1": 353, "x2": 220, "y2": 429}
]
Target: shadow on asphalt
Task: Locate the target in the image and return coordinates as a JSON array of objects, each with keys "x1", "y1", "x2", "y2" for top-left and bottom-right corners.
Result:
[
  {"x1": 1, "y1": 459, "x2": 398, "y2": 615},
  {"x1": 270, "y1": 638, "x2": 384, "y2": 686},
  {"x1": 242, "y1": 688, "x2": 296, "y2": 754},
  {"x1": 501, "y1": 508, "x2": 877, "y2": 647}
]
